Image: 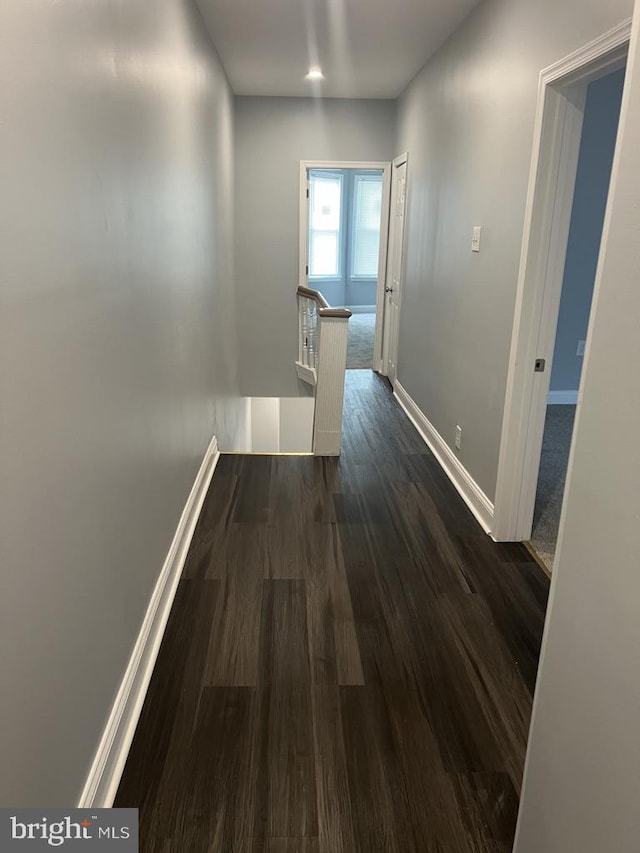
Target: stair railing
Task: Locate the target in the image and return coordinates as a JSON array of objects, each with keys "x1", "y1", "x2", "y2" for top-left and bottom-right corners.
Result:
[{"x1": 296, "y1": 285, "x2": 352, "y2": 456}]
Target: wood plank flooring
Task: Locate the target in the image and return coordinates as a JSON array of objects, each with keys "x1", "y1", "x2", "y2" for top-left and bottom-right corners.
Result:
[{"x1": 115, "y1": 370, "x2": 549, "y2": 852}]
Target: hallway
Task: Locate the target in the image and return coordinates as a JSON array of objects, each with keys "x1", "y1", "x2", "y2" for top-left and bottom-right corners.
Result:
[{"x1": 116, "y1": 371, "x2": 550, "y2": 852}]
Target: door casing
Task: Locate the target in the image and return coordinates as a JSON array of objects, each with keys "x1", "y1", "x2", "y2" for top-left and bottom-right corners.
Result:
[
  {"x1": 381, "y1": 153, "x2": 409, "y2": 383},
  {"x1": 492, "y1": 21, "x2": 631, "y2": 542}
]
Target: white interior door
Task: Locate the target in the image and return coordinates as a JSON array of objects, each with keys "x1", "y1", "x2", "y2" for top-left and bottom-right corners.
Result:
[{"x1": 382, "y1": 155, "x2": 408, "y2": 384}]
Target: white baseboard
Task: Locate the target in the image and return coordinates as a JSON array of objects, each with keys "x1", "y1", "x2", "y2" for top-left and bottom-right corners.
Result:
[
  {"x1": 347, "y1": 305, "x2": 377, "y2": 314},
  {"x1": 77, "y1": 435, "x2": 220, "y2": 808},
  {"x1": 393, "y1": 382, "x2": 494, "y2": 534},
  {"x1": 548, "y1": 390, "x2": 578, "y2": 404}
]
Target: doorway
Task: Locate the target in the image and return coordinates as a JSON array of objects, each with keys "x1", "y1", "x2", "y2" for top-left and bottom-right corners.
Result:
[
  {"x1": 299, "y1": 161, "x2": 391, "y2": 370},
  {"x1": 493, "y1": 21, "x2": 630, "y2": 547},
  {"x1": 530, "y1": 67, "x2": 625, "y2": 570},
  {"x1": 300, "y1": 160, "x2": 396, "y2": 372}
]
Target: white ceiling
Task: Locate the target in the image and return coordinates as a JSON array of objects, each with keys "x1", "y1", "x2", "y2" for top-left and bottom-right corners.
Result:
[{"x1": 195, "y1": 0, "x2": 480, "y2": 99}]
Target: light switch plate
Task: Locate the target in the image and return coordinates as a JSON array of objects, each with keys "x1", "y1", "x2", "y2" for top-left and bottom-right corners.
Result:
[{"x1": 472, "y1": 226, "x2": 481, "y2": 253}]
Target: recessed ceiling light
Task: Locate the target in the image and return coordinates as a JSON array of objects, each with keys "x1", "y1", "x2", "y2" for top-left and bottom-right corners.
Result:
[{"x1": 306, "y1": 67, "x2": 324, "y2": 81}]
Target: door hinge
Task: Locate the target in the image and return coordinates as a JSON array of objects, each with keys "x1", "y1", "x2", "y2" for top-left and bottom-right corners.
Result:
[
  {"x1": 535, "y1": 358, "x2": 546, "y2": 372},
  {"x1": 306, "y1": 264, "x2": 309, "y2": 276},
  {"x1": 306, "y1": 187, "x2": 309, "y2": 199}
]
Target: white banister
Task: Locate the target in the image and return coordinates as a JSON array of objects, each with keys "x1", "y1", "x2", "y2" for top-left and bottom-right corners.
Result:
[
  {"x1": 296, "y1": 286, "x2": 351, "y2": 456},
  {"x1": 296, "y1": 295, "x2": 319, "y2": 383}
]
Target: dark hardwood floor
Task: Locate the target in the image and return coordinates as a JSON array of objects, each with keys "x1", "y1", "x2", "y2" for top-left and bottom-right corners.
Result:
[{"x1": 115, "y1": 370, "x2": 549, "y2": 852}]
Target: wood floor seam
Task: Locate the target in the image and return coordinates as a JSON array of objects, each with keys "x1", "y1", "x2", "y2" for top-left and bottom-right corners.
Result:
[{"x1": 115, "y1": 370, "x2": 549, "y2": 853}]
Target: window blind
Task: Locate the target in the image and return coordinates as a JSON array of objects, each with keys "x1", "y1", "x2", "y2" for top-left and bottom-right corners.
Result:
[
  {"x1": 352, "y1": 175, "x2": 383, "y2": 278},
  {"x1": 309, "y1": 172, "x2": 342, "y2": 277}
]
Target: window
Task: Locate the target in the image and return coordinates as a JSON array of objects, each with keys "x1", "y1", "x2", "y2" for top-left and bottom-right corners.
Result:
[
  {"x1": 306, "y1": 168, "x2": 384, "y2": 285},
  {"x1": 309, "y1": 171, "x2": 343, "y2": 277},
  {"x1": 351, "y1": 174, "x2": 383, "y2": 278}
]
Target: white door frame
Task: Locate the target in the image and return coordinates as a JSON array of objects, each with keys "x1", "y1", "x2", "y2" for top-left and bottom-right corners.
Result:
[
  {"x1": 299, "y1": 160, "x2": 392, "y2": 372},
  {"x1": 492, "y1": 21, "x2": 631, "y2": 542},
  {"x1": 380, "y1": 153, "x2": 409, "y2": 380}
]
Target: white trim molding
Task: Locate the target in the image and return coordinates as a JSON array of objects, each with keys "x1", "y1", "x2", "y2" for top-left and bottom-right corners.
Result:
[
  {"x1": 394, "y1": 382, "x2": 494, "y2": 534},
  {"x1": 77, "y1": 435, "x2": 220, "y2": 808},
  {"x1": 540, "y1": 18, "x2": 630, "y2": 86},
  {"x1": 548, "y1": 390, "x2": 579, "y2": 405}
]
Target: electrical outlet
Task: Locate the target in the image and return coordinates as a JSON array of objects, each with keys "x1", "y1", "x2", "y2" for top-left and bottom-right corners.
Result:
[
  {"x1": 455, "y1": 425, "x2": 462, "y2": 450},
  {"x1": 576, "y1": 339, "x2": 586, "y2": 357}
]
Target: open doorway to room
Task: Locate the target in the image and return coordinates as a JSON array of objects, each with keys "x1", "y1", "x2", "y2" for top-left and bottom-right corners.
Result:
[
  {"x1": 493, "y1": 22, "x2": 630, "y2": 561},
  {"x1": 530, "y1": 67, "x2": 626, "y2": 570},
  {"x1": 308, "y1": 167, "x2": 382, "y2": 368},
  {"x1": 300, "y1": 161, "x2": 391, "y2": 370}
]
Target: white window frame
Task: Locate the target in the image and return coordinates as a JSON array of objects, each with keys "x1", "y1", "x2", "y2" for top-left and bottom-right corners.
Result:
[{"x1": 307, "y1": 170, "x2": 345, "y2": 281}]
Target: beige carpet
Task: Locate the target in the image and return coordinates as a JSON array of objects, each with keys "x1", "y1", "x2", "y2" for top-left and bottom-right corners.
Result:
[
  {"x1": 346, "y1": 313, "x2": 376, "y2": 369},
  {"x1": 529, "y1": 404, "x2": 577, "y2": 571}
]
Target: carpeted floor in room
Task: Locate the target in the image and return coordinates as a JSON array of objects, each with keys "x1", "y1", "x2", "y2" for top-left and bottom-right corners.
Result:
[
  {"x1": 529, "y1": 404, "x2": 577, "y2": 571},
  {"x1": 346, "y1": 312, "x2": 376, "y2": 369}
]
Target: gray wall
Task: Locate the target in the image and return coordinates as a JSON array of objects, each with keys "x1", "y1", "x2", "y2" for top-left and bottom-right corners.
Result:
[
  {"x1": 0, "y1": 0, "x2": 245, "y2": 805},
  {"x1": 515, "y1": 6, "x2": 640, "y2": 848},
  {"x1": 235, "y1": 97, "x2": 396, "y2": 396},
  {"x1": 396, "y1": 0, "x2": 633, "y2": 500},
  {"x1": 550, "y1": 68, "x2": 625, "y2": 393}
]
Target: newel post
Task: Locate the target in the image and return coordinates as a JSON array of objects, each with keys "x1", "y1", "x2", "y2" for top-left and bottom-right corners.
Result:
[{"x1": 312, "y1": 308, "x2": 351, "y2": 456}]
